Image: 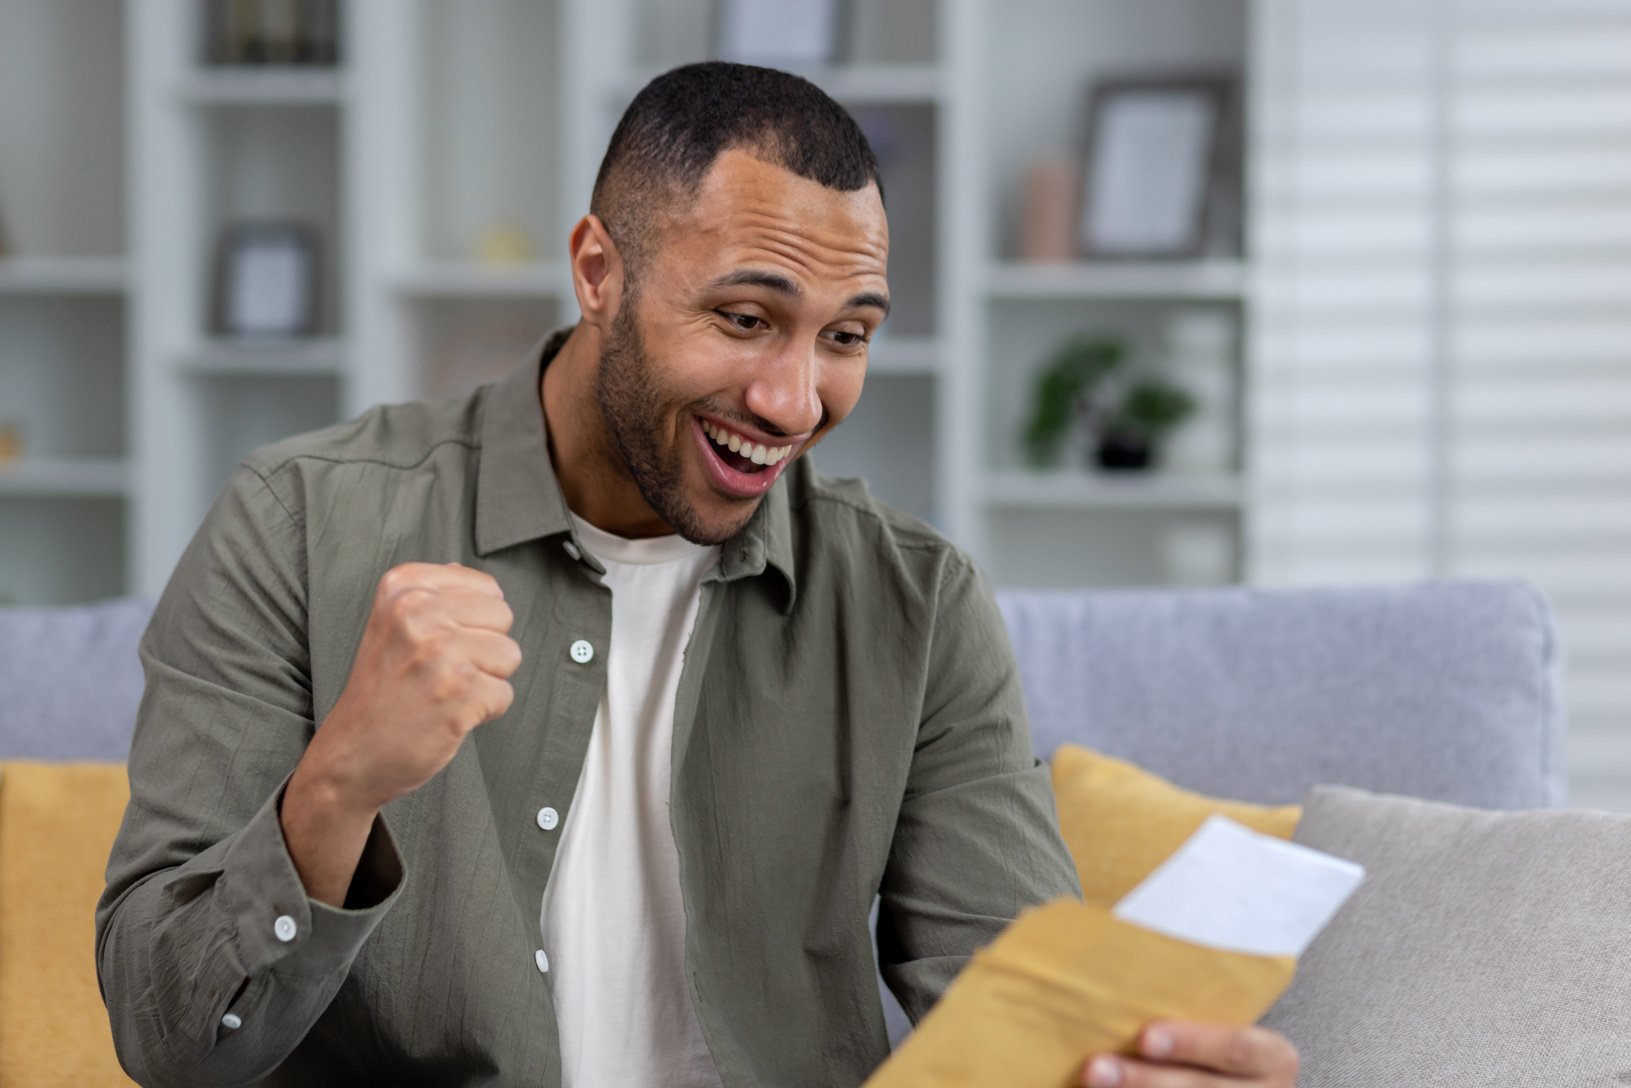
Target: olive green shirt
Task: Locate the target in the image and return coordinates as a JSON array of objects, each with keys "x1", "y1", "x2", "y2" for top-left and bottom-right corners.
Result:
[{"x1": 96, "y1": 326, "x2": 1082, "y2": 1087}]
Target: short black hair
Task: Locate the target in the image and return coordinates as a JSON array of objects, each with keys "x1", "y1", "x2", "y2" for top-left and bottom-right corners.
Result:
[{"x1": 589, "y1": 60, "x2": 885, "y2": 296}]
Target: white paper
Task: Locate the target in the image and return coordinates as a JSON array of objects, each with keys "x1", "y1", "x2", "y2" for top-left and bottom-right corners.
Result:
[{"x1": 1112, "y1": 815, "x2": 1365, "y2": 958}]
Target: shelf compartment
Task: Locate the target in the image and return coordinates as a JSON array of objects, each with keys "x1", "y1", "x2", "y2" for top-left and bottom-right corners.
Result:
[
  {"x1": 981, "y1": 470, "x2": 1245, "y2": 510},
  {"x1": 177, "y1": 337, "x2": 347, "y2": 376},
  {"x1": 982, "y1": 505, "x2": 1242, "y2": 590},
  {"x1": 391, "y1": 263, "x2": 570, "y2": 299},
  {"x1": 407, "y1": 298, "x2": 565, "y2": 400},
  {"x1": 413, "y1": 0, "x2": 562, "y2": 265},
  {"x1": 0, "y1": 296, "x2": 127, "y2": 460},
  {"x1": 0, "y1": 1, "x2": 126, "y2": 258},
  {"x1": 986, "y1": 261, "x2": 1250, "y2": 301},
  {"x1": 0, "y1": 458, "x2": 130, "y2": 497},
  {"x1": 195, "y1": 105, "x2": 344, "y2": 338},
  {"x1": 0, "y1": 496, "x2": 126, "y2": 604}
]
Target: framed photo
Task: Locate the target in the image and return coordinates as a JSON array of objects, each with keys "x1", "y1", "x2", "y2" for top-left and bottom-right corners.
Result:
[
  {"x1": 213, "y1": 222, "x2": 321, "y2": 338},
  {"x1": 712, "y1": 0, "x2": 848, "y2": 68},
  {"x1": 202, "y1": 0, "x2": 341, "y2": 66},
  {"x1": 1078, "y1": 76, "x2": 1233, "y2": 259}
]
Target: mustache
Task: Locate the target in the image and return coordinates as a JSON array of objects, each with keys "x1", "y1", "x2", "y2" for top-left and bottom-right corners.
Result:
[{"x1": 691, "y1": 397, "x2": 829, "y2": 440}]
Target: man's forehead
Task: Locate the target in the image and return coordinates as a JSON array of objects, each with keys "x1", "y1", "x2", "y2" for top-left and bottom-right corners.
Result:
[{"x1": 685, "y1": 149, "x2": 888, "y2": 254}]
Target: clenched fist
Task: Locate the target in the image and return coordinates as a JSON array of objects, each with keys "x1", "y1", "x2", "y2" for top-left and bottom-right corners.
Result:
[{"x1": 282, "y1": 562, "x2": 522, "y2": 904}]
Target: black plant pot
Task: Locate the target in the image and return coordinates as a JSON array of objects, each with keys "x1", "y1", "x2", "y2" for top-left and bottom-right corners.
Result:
[{"x1": 1094, "y1": 432, "x2": 1154, "y2": 471}]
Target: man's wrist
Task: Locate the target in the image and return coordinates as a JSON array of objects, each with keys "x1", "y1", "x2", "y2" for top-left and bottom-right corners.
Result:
[{"x1": 281, "y1": 752, "x2": 382, "y2": 906}]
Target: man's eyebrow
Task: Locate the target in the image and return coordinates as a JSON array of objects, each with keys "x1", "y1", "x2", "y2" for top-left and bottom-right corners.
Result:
[{"x1": 704, "y1": 268, "x2": 891, "y2": 320}]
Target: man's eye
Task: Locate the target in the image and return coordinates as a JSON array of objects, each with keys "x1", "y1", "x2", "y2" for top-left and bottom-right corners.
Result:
[
  {"x1": 831, "y1": 331, "x2": 869, "y2": 348},
  {"x1": 718, "y1": 311, "x2": 763, "y2": 332}
]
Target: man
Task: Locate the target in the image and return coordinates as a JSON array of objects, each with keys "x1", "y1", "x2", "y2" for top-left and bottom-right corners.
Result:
[{"x1": 97, "y1": 62, "x2": 1298, "y2": 1087}]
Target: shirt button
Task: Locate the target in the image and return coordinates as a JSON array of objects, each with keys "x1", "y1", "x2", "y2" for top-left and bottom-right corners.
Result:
[
  {"x1": 221, "y1": 1012, "x2": 243, "y2": 1031},
  {"x1": 273, "y1": 914, "x2": 298, "y2": 943},
  {"x1": 563, "y1": 540, "x2": 581, "y2": 561},
  {"x1": 569, "y1": 639, "x2": 594, "y2": 664},
  {"x1": 535, "y1": 949, "x2": 550, "y2": 974},
  {"x1": 536, "y1": 806, "x2": 559, "y2": 831}
]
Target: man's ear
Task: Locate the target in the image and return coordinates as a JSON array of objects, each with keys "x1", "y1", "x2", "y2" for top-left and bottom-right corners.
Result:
[{"x1": 568, "y1": 213, "x2": 626, "y2": 331}]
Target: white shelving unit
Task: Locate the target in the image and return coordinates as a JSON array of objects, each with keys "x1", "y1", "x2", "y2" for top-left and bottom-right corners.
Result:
[
  {"x1": 2, "y1": 0, "x2": 1263, "y2": 603},
  {"x1": 0, "y1": 0, "x2": 129, "y2": 605}
]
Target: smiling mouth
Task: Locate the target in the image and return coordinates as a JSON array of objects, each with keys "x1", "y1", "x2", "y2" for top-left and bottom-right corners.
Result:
[{"x1": 699, "y1": 418, "x2": 794, "y2": 475}]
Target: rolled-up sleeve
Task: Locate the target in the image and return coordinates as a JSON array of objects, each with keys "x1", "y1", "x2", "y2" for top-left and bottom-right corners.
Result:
[
  {"x1": 874, "y1": 554, "x2": 1084, "y2": 1025},
  {"x1": 95, "y1": 464, "x2": 404, "y2": 1087}
]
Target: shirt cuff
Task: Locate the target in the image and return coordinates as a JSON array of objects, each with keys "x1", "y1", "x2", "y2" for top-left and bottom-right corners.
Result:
[{"x1": 217, "y1": 774, "x2": 406, "y2": 977}]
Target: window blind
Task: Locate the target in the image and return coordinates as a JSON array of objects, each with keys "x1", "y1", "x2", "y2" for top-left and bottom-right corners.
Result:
[{"x1": 1251, "y1": 0, "x2": 1631, "y2": 807}]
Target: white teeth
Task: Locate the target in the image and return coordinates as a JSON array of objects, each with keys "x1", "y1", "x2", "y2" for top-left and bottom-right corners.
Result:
[{"x1": 700, "y1": 418, "x2": 793, "y2": 468}]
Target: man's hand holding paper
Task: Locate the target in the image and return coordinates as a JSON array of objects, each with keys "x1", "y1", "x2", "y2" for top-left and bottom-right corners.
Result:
[
  {"x1": 865, "y1": 816, "x2": 1364, "y2": 1088},
  {"x1": 1080, "y1": 1016, "x2": 1298, "y2": 1086}
]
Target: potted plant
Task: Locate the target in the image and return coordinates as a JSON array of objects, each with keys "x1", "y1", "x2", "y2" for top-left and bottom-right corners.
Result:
[
  {"x1": 1021, "y1": 334, "x2": 1126, "y2": 468},
  {"x1": 1092, "y1": 378, "x2": 1197, "y2": 471}
]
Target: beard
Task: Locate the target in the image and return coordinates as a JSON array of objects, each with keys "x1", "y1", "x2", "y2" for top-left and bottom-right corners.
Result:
[{"x1": 594, "y1": 297, "x2": 757, "y2": 546}]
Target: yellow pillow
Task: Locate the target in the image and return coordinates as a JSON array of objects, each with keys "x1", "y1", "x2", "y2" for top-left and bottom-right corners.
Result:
[
  {"x1": 0, "y1": 760, "x2": 137, "y2": 1087},
  {"x1": 1050, "y1": 744, "x2": 1301, "y2": 907}
]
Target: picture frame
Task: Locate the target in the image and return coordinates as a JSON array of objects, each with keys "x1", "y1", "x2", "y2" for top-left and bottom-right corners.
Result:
[
  {"x1": 212, "y1": 222, "x2": 321, "y2": 338},
  {"x1": 712, "y1": 0, "x2": 849, "y2": 68},
  {"x1": 202, "y1": 0, "x2": 341, "y2": 66},
  {"x1": 1078, "y1": 75, "x2": 1234, "y2": 260}
]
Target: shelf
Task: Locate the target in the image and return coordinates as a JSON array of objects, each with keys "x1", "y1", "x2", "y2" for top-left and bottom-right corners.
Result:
[
  {"x1": 0, "y1": 257, "x2": 128, "y2": 296},
  {"x1": 391, "y1": 263, "x2": 571, "y2": 299},
  {"x1": 986, "y1": 261, "x2": 1250, "y2": 301},
  {"x1": 868, "y1": 336, "x2": 941, "y2": 376},
  {"x1": 177, "y1": 337, "x2": 347, "y2": 377},
  {"x1": 981, "y1": 470, "x2": 1246, "y2": 511},
  {"x1": 175, "y1": 68, "x2": 348, "y2": 106},
  {"x1": 614, "y1": 63, "x2": 945, "y2": 105},
  {"x1": 0, "y1": 458, "x2": 131, "y2": 498}
]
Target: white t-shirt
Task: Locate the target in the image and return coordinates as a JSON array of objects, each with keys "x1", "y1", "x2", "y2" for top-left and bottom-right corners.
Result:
[{"x1": 539, "y1": 512, "x2": 725, "y2": 1088}]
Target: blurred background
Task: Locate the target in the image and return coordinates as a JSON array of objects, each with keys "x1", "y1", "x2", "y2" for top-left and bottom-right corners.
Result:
[{"x1": 0, "y1": 0, "x2": 1625, "y2": 802}]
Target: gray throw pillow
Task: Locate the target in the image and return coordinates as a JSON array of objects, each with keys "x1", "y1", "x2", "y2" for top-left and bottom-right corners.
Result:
[{"x1": 1262, "y1": 785, "x2": 1631, "y2": 1087}]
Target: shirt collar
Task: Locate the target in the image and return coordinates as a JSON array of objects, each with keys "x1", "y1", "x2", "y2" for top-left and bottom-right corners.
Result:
[{"x1": 474, "y1": 325, "x2": 797, "y2": 611}]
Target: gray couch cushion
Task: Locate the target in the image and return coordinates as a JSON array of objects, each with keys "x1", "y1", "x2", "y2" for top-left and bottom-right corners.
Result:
[
  {"x1": 1264, "y1": 785, "x2": 1631, "y2": 1087},
  {"x1": 0, "y1": 596, "x2": 152, "y2": 761},
  {"x1": 997, "y1": 580, "x2": 1564, "y2": 810}
]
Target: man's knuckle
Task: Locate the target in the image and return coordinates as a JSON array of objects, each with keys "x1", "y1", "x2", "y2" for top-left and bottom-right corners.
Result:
[
  {"x1": 379, "y1": 564, "x2": 423, "y2": 596},
  {"x1": 1226, "y1": 1030, "x2": 1257, "y2": 1070},
  {"x1": 388, "y1": 586, "x2": 434, "y2": 624}
]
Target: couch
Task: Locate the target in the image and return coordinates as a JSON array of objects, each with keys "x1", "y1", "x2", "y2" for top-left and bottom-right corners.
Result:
[{"x1": 0, "y1": 578, "x2": 1566, "y2": 1076}]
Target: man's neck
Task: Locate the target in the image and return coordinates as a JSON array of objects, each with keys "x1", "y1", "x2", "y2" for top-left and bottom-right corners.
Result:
[{"x1": 539, "y1": 323, "x2": 673, "y2": 539}]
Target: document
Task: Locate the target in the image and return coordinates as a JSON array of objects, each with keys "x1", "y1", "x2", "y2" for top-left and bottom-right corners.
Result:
[{"x1": 1114, "y1": 814, "x2": 1365, "y2": 958}]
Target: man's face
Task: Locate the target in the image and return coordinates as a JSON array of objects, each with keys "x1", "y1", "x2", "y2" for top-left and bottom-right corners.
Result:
[{"x1": 595, "y1": 147, "x2": 890, "y2": 545}]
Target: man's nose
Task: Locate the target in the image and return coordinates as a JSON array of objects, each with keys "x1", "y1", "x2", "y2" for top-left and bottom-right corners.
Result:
[{"x1": 744, "y1": 337, "x2": 824, "y2": 438}]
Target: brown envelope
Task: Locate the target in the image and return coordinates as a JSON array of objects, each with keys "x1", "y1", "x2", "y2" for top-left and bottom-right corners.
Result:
[{"x1": 864, "y1": 897, "x2": 1297, "y2": 1088}]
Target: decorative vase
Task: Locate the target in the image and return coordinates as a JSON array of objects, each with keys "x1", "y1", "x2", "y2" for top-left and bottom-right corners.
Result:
[{"x1": 1094, "y1": 432, "x2": 1153, "y2": 471}]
